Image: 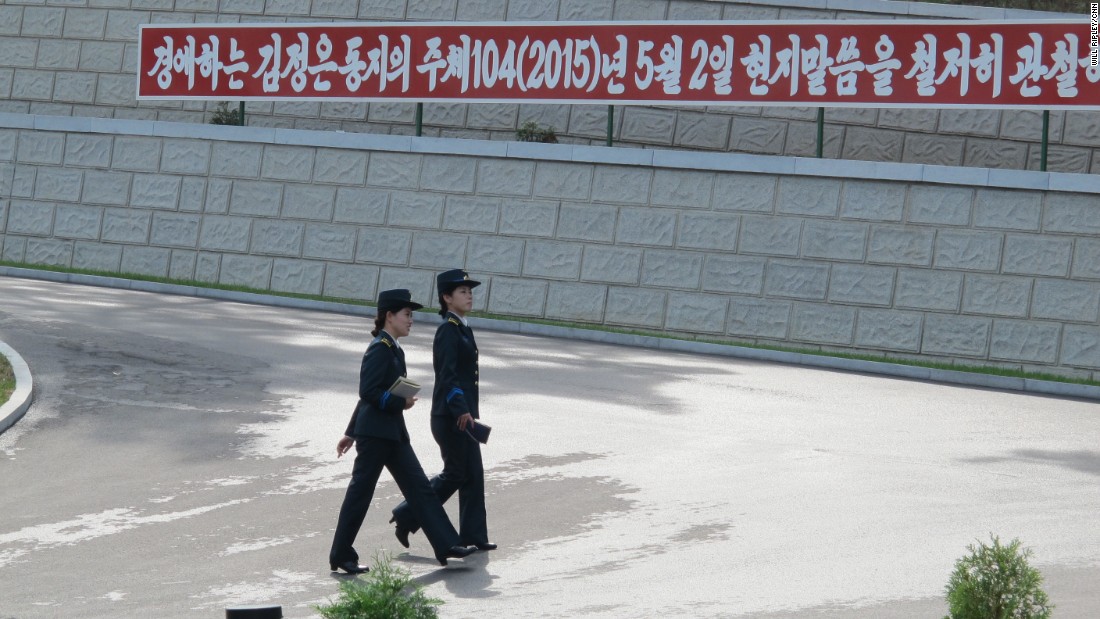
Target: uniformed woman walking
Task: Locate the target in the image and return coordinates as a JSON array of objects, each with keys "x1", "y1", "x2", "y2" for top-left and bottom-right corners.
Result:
[
  {"x1": 389, "y1": 270, "x2": 496, "y2": 552},
  {"x1": 328, "y1": 288, "x2": 475, "y2": 574}
]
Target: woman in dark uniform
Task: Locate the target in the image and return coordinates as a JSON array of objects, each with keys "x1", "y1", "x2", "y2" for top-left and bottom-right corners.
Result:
[
  {"x1": 328, "y1": 288, "x2": 475, "y2": 574},
  {"x1": 389, "y1": 270, "x2": 496, "y2": 552}
]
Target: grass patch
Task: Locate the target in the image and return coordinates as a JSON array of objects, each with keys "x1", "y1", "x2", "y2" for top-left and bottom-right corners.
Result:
[
  {"x1": 920, "y1": 0, "x2": 1082, "y2": 12},
  {"x1": 0, "y1": 354, "x2": 14, "y2": 407},
  {"x1": 3, "y1": 260, "x2": 1098, "y2": 388}
]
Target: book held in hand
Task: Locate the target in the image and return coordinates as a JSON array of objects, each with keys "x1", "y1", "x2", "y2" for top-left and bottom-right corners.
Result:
[
  {"x1": 388, "y1": 376, "x2": 421, "y2": 399},
  {"x1": 465, "y1": 421, "x2": 491, "y2": 444}
]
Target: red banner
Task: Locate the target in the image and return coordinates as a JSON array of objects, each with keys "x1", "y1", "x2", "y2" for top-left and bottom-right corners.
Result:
[{"x1": 137, "y1": 20, "x2": 1100, "y2": 109}]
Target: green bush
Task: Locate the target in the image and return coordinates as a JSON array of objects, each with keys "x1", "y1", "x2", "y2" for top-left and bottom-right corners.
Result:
[
  {"x1": 516, "y1": 121, "x2": 558, "y2": 143},
  {"x1": 209, "y1": 101, "x2": 241, "y2": 126},
  {"x1": 315, "y1": 553, "x2": 443, "y2": 619},
  {"x1": 944, "y1": 535, "x2": 1053, "y2": 619}
]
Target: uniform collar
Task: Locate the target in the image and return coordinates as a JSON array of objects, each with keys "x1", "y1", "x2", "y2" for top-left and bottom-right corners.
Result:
[
  {"x1": 379, "y1": 329, "x2": 402, "y2": 348},
  {"x1": 446, "y1": 311, "x2": 469, "y2": 327}
]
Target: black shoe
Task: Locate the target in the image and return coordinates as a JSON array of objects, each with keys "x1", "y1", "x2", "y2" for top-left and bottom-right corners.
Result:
[
  {"x1": 330, "y1": 560, "x2": 369, "y2": 574},
  {"x1": 389, "y1": 516, "x2": 410, "y2": 549},
  {"x1": 475, "y1": 542, "x2": 497, "y2": 551},
  {"x1": 436, "y1": 545, "x2": 476, "y2": 566}
]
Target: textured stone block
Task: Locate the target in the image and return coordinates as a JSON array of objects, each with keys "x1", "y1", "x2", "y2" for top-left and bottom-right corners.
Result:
[
  {"x1": 791, "y1": 303, "x2": 856, "y2": 345},
  {"x1": 739, "y1": 216, "x2": 801, "y2": 257},
  {"x1": 194, "y1": 252, "x2": 221, "y2": 283},
  {"x1": 893, "y1": 269, "x2": 963, "y2": 312},
  {"x1": 666, "y1": 293, "x2": 728, "y2": 334},
  {"x1": 581, "y1": 245, "x2": 642, "y2": 284},
  {"x1": 168, "y1": 250, "x2": 197, "y2": 281},
  {"x1": 218, "y1": 254, "x2": 272, "y2": 289},
  {"x1": 17, "y1": 132, "x2": 64, "y2": 165},
  {"x1": 961, "y1": 274, "x2": 1031, "y2": 318},
  {"x1": 227, "y1": 180, "x2": 280, "y2": 217},
  {"x1": 500, "y1": 200, "x2": 557, "y2": 237},
  {"x1": 765, "y1": 260, "x2": 829, "y2": 300},
  {"x1": 113, "y1": 137, "x2": 162, "y2": 172},
  {"x1": 568, "y1": 105, "x2": 614, "y2": 138},
  {"x1": 283, "y1": 185, "x2": 335, "y2": 221},
  {"x1": 939, "y1": 109, "x2": 1001, "y2": 137},
  {"x1": 557, "y1": 202, "x2": 616, "y2": 242},
  {"x1": 358, "y1": 0, "x2": 406, "y2": 18},
  {"x1": 11, "y1": 70, "x2": 54, "y2": 101},
  {"x1": 466, "y1": 103, "x2": 518, "y2": 129},
  {"x1": 488, "y1": 277, "x2": 547, "y2": 317},
  {"x1": 560, "y1": 0, "x2": 613, "y2": 19},
  {"x1": 37, "y1": 40, "x2": 81, "y2": 70},
  {"x1": 801, "y1": 221, "x2": 867, "y2": 261},
  {"x1": 357, "y1": 227, "x2": 412, "y2": 265},
  {"x1": 867, "y1": 225, "x2": 933, "y2": 267},
  {"x1": 199, "y1": 216, "x2": 251, "y2": 252},
  {"x1": 251, "y1": 220, "x2": 304, "y2": 257},
  {"x1": 973, "y1": 189, "x2": 1041, "y2": 231},
  {"x1": 64, "y1": 134, "x2": 112, "y2": 169},
  {"x1": 534, "y1": 162, "x2": 593, "y2": 201},
  {"x1": 79, "y1": 41, "x2": 125, "y2": 72},
  {"x1": 922, "y1": 314, "x2": 990, "y2": 358},
  {"x1": 476, "y1": 159, "x2": 534, "y2": 197},
  {"x1": 965, "y1": 139, "x2": 1028, "y2": 170},
  {"x1": 1061, "y1": 326, "x2": 1100, "y2": 369},
  {"x1": 466, "y1": 235, "x2": 523, "y2": 275},
  {"x1": 841, "y1": 127, "x2": 904, "y2": 163},
  {"x1": 270, "y1": 259, "x2": 324, "y2": 295},
  {"x1": 261, "y1": 146, "x2": 314, "y2": 182},
  {"x1": 1032, "y1": 279, "x2": 1100, "y2": 322},
  {"x1": 310, "y1": 0, "x2": 359, "y2": 16},
  {"x1": 102, "y1": 209, "x2": 150, "y2": 244},
  {"x1": 423, "y1": 102, "x2": 467, "y2": 126},
  {"x1": 203, "y1": 178, "x2": 231, "y2": 214},
  {"x1": 388, "y1": 191, "x2": 444, "y2": 228},
  {"x1": 1002, "y1": 110, "x2": 1062, "y2": 141},
  {"x1": 161, "y1": 140, "x2": 210, "y2": 175},
  {"x1": 933, "y1": 230, "x2": 1002, "y2": 272},
  {"x1": 828, "y1": 264, "x2": 894, "y2": 306},
  {"x1": 95, "y1": 74, "x2": 135, "y2": 106},
  {"x1": 777, "y1": 177, "x2": 841, "y2": 217},
  {"x1": 591, "y1": 166, "x2": 652, "y2": 205},
  {"x1": 0, "y1": 201, "x2": 6, "y2": 234},
  {"x1": 0, "y1": 131, "x2": 15, "y2": 162},
  {"x1": 1042, "y1": 193, "x2": 1100, "y2": 234},
  {"x1": 410, "y1": 231, "x2": 467, "y2": 268},
  {"x1": 420, "y1": 155, "x2": 476, "y2": 193},
  {"x1": 72, "y1": 242, "x2": 123, "y2": 272},
  {"x1": 11, "y1": 166, "x2": 34, "y2": 199},
  {"x1": 311, "y1": 149, "x2": 367, "y2": 186},
  {"x1": 25, "y1": 238, "x2": 72, "y2": 267},
  {"x1": 121, "y1": 245, "x2": 170, "y2": 277},
  {"x1": 178, "y1": 178, "x2": 206, "y2": 214},
  {"x1": 712, "y1": 173, "x2": 776, "y2": 213},
  {"x1": 727, "y1": 297, "x2": 790, "y2": 339},
  {"x1": 34, "y1": 168, "x2": 83, "y2": 202},
  {"x1": 730, "y1": 117, "x2": 785, "y2": 154},
  {"x1": 457, "y1": 0, "x2": 507, "y2": 20},
  {"x1": 1072, "y1": 238, "x2": 1100, "y2": 280},
  {"x1": 1, "y1": 237, "x2": 24, "y2": 263},
  {"x1": 907, "y1": 186, "x2": 973, "y2": 226},
  {"x1": 104, "y1": 10, "x2": 152, "y2": 41},
  {"x1": 506, "y1": 0, "x2": 559, "y2": 19},
  {"x1": 149, "y1": 212, "x2": 200, "y2": 248},
  {"x1": 651, "y1": 170, "x2": 714, "y2": 209},
  {"x1": 323, "y1": 263, "x2": 380, "y2": 301},
  {"x1": 677, "y1": 212, "x2": 739, "y2": 251},
  {"x1": 333, "y1": 187, "x2": 387, "y2": 225},
  {"x1": 617, "y1": 208, "x2": 676, "y2": 247},
  {"x1": 1001, "y1": 235, "x2": 1071, "y2": 277},
  {"x1": 675, "y1": 113, "x2": 731, "y2": 150},
  {"x1": 605, "y1": 287, "x2": 666, "y2": 328},
  {"x1": 989, "y1": 320, "x2": 1060, "y2": 364},
  {"x1": 1028, "y1": 146, "x2": 1090, "y2": 174},
  {"x1": 1062, "y1": 111, "x2": 1100, "y2": 147},
  {"x1": 53, "y1": 205, "x2": 101, "y2": 240},
  {"x1": 8, "y1": 201, "x2": 54, "y2": 236},
  {"x1": 211, "y1": 142, "x2": 262, "y2": 178},
  {"x1": 443, "y1": 196, "x2": 500, "y2": 233},
  {"x1": 367, "y1": 102, "x2": 416, "y2": 123},
  {"x1": 22, "y1": 7, "x2": 65, "y2": 37},
  {"x1": 855, "y1": 309, "x2": 922, "y2": 352},
  {"x1": 621, "y1": 109, "x2": 675, "y2": 145},
  {"x1": 642, "y1": 250, "x2": 703, "y2": 289},
  {"x1": 523, "y1": 241, "x2": 582, "y2": 279},
  {"x1": 3, "y1": 38, "x2": 37, "y2": 69},
  {"x1": 836, "y1": 179, "x2": 906, "y2": 223},
  {"x1": 545, "y1": 282, "x2": 607, "y2": 323},
  {"x1": 54, "y1": 72, "x2": 97, "y2": 103},
  {"x1": 879, "y1": 109, "x2": 939, "y2": 131},
  {"x1": 702, "y1": 255, "x2": 765, "y2": 295}
]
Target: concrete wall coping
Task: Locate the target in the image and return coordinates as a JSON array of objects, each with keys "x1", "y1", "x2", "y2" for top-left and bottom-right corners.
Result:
[
  {"x1": 1, "y1": 267, "x2": 1095, "y2": 402},
  {"x1": 705, "y1": 0, "x2": 1076, "y2": 18},
  {"x1": 0, "y1": 340, "x2": 34, "y2": 436},
  {"x1": 4, "y1": 112, "x2": 1098, "y2": 195}
]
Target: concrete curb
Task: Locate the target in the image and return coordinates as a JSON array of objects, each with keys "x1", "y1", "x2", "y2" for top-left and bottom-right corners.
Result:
[
  {"x1": 0, "y1": 339, "x2": 34, "y2": 435},
  {"x1": 3, "y1": 266, "x2": 1098, "y2": 402}
]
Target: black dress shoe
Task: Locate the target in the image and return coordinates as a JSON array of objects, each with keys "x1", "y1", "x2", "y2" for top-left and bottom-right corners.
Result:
[
  {"x1": 436, "y1": 545, "x2": 476, "y2": 566},
  {"x1": 474, "y1": 542, "x2": 497, "y2": 551},
  {"x1": 389, "y1": 516, "x2": 410, "y2": 549},
  {"x1": 330, "y1": 560, "x2": 369, "y2": 574}
]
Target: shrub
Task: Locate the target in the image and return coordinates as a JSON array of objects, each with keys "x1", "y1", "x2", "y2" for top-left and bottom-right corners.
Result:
[
  {"x1": 315, "y1": 553, "x2": 443, "y2": 619},
  {"x1": 516, "y1": 120, "x2": 558, "y2": 143},
  {"x1": 210, "y1": 101, "x2": 241, "y2": 126},
  {"x1": 944, "y1": 535, "x2": 1053, "y2": 619}
]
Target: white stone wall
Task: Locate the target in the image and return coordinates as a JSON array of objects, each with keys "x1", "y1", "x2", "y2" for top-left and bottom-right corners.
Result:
[
  {"x1": 0, "y1": 0, "x2": 1096, "y2": 173},
  {"x1": 4, "y1": 112, "x2": 1100, "y2": 380}
]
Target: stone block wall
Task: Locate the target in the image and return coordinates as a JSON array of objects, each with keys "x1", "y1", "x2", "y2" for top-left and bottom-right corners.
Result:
[
  {"x1": 0, "y1": 0, "x2": 1097, "y2": 173},
  {"x1": 4, "y1": 112, "x2": 1100, "y2": 380}
]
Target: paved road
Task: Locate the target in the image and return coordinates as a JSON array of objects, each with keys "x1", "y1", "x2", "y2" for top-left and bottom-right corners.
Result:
[{"x1": 1, "y1": 275, "x2": 1098, "y2": 619}]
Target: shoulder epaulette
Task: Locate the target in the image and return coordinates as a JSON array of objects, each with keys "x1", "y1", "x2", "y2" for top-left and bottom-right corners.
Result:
[
  {"x1": 379, "y1": 337, "x2": 393, "y2": 347},
  {"x1": 447, "y1": 317, "x2": 461, "y2": 327}
]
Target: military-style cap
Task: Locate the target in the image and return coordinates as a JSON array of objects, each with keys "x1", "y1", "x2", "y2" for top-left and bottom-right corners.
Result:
[
  {"x1": 436, "y1": 269, "x2": 481, "y2": 295},
  {"x1": 377, "y1": 288, "x2": 424, "y2": 313}
]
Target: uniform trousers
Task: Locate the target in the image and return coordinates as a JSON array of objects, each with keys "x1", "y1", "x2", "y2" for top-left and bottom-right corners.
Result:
[
  {"x1": 330, "y1": 435, "x2": 460, "y2": 565},
  {"x1": 392, "y1": 415, "x2": 488, "y2": 545}
]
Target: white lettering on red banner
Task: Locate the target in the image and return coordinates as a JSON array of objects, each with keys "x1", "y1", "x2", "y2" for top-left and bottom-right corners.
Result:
[{"x1": 136, "y1": 21, "x2": 1100, "y2": 109}]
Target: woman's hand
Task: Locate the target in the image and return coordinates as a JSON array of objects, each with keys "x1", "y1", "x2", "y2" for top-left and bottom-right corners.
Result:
[
  {"x1": 336, "y1": 435, "x2": 354, "y2": 458},
  {"x1": 457, "y1": 413, "x2": 474, "y2": 431},
  {"x1": 404, "y1": 396, "x2": 419, "y2": 410}
]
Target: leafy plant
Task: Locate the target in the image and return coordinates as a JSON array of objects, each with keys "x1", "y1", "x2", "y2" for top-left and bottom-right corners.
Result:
[
  {"x1": 944, "y1": 535, "x2": 1053, "y2": 619},
  {"x1": 516, "y1": 120, "x2": 558, "y2": 143},
  {"x1": 0, "y1": 354, "x2": 14, "y2": 405},
  {"x1": 210, "y1": 101, "x2": 241, "y2": 125},
  {"x1": 315, "y1": 552, "x2": 443, "y2": 619}
]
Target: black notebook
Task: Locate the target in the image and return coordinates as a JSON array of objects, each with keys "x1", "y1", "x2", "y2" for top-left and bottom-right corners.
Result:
[{"x1": 465, "y1": 421, "x2": 491, "y2": 444}]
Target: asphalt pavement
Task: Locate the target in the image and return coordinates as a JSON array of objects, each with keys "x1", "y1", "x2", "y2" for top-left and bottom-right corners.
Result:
[{"x1": 1, "y1": 275, "x2": 1098, "y2": 618}]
